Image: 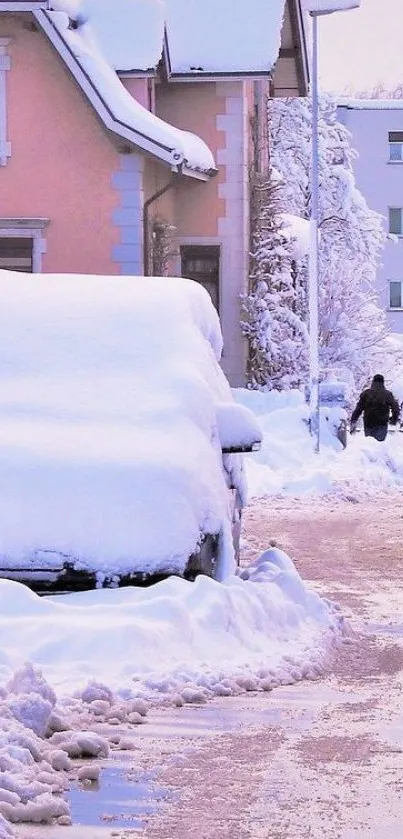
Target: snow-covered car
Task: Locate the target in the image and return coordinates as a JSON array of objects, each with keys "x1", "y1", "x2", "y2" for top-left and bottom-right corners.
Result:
[{"x1": 0, "y1": 271, "x2": 261, "y2": 592}]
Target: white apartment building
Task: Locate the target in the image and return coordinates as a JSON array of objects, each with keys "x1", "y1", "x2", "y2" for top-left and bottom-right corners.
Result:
[{"x1": 338, "y1": 100, "x2": 403, "y2": 333}]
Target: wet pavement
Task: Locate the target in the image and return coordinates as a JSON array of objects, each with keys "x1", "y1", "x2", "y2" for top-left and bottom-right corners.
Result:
[{"x1": 17, "y1": 493, "x2": 403, "y2": 838}]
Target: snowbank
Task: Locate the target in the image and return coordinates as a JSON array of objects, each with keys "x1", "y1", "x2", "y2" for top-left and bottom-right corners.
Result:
[
  {"x1": 0, "y1": 272, "x2": 253, "y2": 582},
  {"x1": 0, "y1": 549, "x2": 343, "y2": 832},
  {"x1": 234, "y1": 388, "x2": 403, "y2": 499},
  {"x1": 0, "y1": 561, "x2": 341, "y2": 699}
]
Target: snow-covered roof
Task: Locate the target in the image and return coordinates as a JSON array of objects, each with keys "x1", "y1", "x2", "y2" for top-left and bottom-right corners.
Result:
[
  {"x1": 164, "y1": 0, "x2": 286, "y2": 76},
  {"x1": 338, "y1": 98, "x2": 403, "y2": 110},
  {"x1": 0, "y1": 271, "x2": 261, "y2": 581},
  {"x1": 36, "y1": 4, "x2": 216, "y2": 176},
  {"x1": 81, "y1": 0, "x2": 164, "y2": 72},
  {"x1": 52, "y1": 0, "x2": 287, "y2": 77}
]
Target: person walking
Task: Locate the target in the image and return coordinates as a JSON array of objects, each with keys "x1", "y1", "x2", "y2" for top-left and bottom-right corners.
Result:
[{"x1": 350, "y1": 374, "x2": 400, "y2": 441}]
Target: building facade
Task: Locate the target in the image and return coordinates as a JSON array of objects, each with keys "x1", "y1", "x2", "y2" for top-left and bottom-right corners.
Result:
[
  {"x1": 0, "y1": 0, "x2": 308, "y2": 386},
  {"x1": 338, "y1": 100, "x2": 403, "y2": 334}
]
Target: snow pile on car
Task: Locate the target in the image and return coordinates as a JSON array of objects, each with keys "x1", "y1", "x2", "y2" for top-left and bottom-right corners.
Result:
[{"x1": 0, "y1": 272, "x2": 252, "y2": 581}]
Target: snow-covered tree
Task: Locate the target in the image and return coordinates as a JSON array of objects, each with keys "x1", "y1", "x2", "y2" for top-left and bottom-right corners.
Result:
[
  {"x1": 269, "y1": 94, "x2": 388, "y2": 389},
  {"x1": 241, "y1": 170, "x2": 309, "y2": 390}
]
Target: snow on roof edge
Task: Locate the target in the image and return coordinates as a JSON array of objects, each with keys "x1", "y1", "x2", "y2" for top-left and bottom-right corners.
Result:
[
  {"x1": 36, "y1": 8, "x2": 216, "y2": 176},
  {"x1": 338, "y1": 98, "x2": 403, "y2": 111},
  {"x1": 164, "y1": 0, "x2": 286, "y2": 77}
]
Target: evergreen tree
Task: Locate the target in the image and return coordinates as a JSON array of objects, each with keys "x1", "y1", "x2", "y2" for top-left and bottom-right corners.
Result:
[{"x1": 241, "y1": 171, "x2": 308, "y2": 390}]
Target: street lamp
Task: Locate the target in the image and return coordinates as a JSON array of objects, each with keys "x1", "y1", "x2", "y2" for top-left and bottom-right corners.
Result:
[{"x1": 305, "y1": 0, "x2": 361, "y2": 452}]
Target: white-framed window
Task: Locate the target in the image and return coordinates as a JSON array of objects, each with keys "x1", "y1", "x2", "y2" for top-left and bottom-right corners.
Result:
[
  {"x1": 389, "y1": 132, "x2": 403, "y2": 162},
  {"x1": 389, "y1": 280, "x2": 403, "y2": 309},
  {"x1": 0, "y1": 219, "x2": 49, "y2": 272},
  {"x1": 389, "y1": 207, "x2": 403, "y2": 235}
]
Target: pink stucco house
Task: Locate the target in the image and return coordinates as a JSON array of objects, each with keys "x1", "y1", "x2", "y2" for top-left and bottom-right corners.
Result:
[{"x1": 0, "y1": 0, "x2": 307, "y2": 385}]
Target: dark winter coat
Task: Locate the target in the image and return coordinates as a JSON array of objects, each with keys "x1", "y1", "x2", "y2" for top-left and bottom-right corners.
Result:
[{"x1": 351, "y1": 380, "x2": 400, "y2": 430}]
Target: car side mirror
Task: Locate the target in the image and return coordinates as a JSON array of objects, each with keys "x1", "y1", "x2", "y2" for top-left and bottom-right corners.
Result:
[{"x1": 216, "y1": 402, "x2": 262, "y2": 453}]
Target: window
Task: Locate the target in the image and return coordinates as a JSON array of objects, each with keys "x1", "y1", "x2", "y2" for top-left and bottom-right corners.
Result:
[
  {"x1": 389, "y1": 131, "x2": 403, "y2": 161},
  {"x1": 389, "y1": 207, "x2": 403, "y2": 235},
  {"x1": 180, "y1": 246, "x2": 220, "y2": 311},
  {"x1": 0, "y1": 237, "x2": 33, "y2": 271},
  {"x1": 389, "y1": 280, "x2": 403, "y2": 309}
]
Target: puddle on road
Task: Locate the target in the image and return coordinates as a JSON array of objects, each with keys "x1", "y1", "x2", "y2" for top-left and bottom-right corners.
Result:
[
  {"x1": 17, "y1": 684, "x2": 366, "y2": 839},
  {"x1": 69, "y1": 762, "x2": 171, "y2": 830}
]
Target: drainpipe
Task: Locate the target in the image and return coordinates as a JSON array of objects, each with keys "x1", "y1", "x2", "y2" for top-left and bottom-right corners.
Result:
[{"x1": 143, "y1": 172, "x2": 180, "y2": 276}]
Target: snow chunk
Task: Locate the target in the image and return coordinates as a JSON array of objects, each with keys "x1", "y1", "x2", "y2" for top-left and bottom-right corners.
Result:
[
  {"x1": 7, "y1": 665, "x2": 56, "y2": 709},
  {"x1": 6, "y1": 696, "x2": 53, "y2": 739},
  {"x1": 49, "y1": 732, "x2": 109, "y2": 759},
  {"x1": 49, "y1": 750, "x2": 72, "y2": 772},
  {"x1": 77, "y1": 763, "x2": 100, "y2": 782},
  {"x1": 1, "y1": 792, "x2": 69, "y2": 824},
  {"x1": 5, "y1": 664, "x2": 56, "y2": 737},
  {"x1": 80, "y1": 682, "x2": 113, "y2": 706}
]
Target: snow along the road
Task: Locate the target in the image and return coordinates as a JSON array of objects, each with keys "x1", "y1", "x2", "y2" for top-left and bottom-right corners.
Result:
[
  {"x1": 4, "y1": 383, "x2": 401, "y2": 834},
  {"x1": 0, "y1": 547, "x2": 342, "y2": 833},
  {"x1": 235, "y1": 388, "x2": 403, "y2": 499}
]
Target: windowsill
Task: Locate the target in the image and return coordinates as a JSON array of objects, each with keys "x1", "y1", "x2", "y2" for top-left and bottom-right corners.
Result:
[
  {"x1": 387, "y1": 307, "x2": 403, "y2": 312},
  {"x1": 387, "y1": 160, "x2": 403, "y2": 164}
]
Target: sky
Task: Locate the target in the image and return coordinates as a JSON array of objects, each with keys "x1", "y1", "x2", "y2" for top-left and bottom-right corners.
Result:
[{"x1": 319, "y1": 0, "x2": 403, "y2": 94}]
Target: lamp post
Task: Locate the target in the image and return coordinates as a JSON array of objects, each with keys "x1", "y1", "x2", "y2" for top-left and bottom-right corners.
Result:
[{"x1": 306, "y1": 0, "x2": 361, "y2": 452}]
